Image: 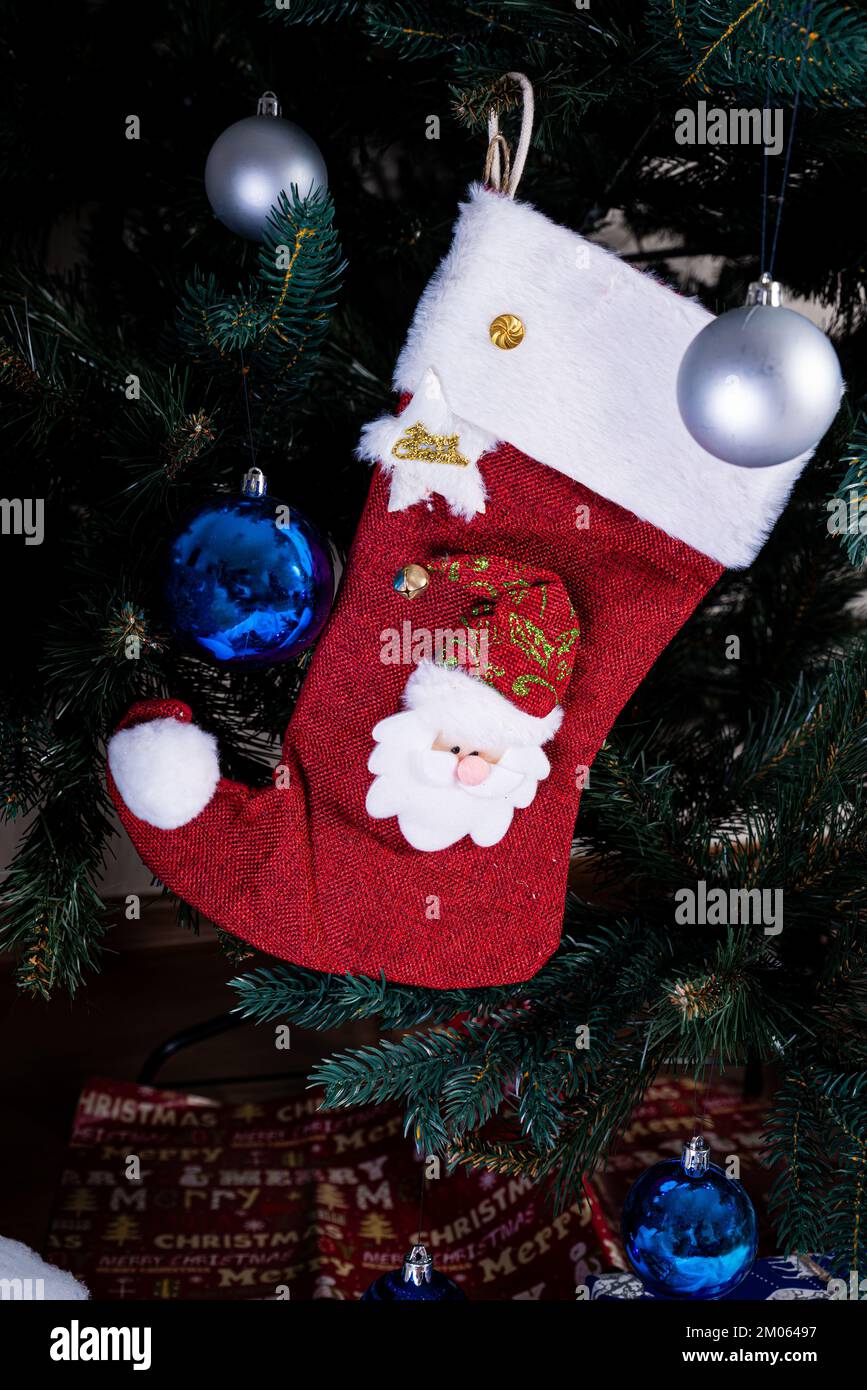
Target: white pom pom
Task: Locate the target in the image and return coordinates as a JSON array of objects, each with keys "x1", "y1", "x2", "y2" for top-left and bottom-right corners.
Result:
[
  {"x1": 0, "y1": 1235, "x2": 89, "y2": 1300},
  {"x1": 108, "y1": 718, "x2": 220, "y2": 830}
]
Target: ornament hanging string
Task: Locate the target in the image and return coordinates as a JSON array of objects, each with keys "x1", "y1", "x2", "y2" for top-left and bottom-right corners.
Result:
[
  {"x1": 238, "y1": 345, "x2": 259, "y2": 468},
  {"x1": 760, "y1": 4, "x2": 815, "y2": 278},
  {"x1": 484, "y1": 72, "x2": 534, "y2": 198},
  {"x1": 416, "y1": 1163, "x2": 427, "y2": 1251},
  {"x1": 693, "y1": 1052, "x2": 716, "y2": 1140}
]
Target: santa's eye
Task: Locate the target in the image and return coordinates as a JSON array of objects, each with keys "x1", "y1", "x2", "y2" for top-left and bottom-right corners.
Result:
[
  {"x1": 469, "y1": 751, "x2": 479, "y2": 757},
  {"x1": 450, "y1": 746, "x2": 460, "y2": 755}
]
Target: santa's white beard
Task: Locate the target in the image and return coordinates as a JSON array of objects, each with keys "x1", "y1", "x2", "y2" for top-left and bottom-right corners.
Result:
[{"x1": 366, "y1": 710, "x2": 550, "y2": 851}]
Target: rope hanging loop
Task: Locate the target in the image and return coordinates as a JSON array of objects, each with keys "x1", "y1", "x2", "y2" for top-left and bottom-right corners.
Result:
[{"x1": 484, "y1": 72, "x2": 534, "y2": 199}]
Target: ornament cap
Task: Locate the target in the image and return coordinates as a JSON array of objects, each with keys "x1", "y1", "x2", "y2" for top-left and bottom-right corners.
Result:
[
  {"x1": 746, "y1": 272, "x2": 782, "y2": 307},
  {"x1": 402, "y1": 1244, "x2": 434, "y2": 1287},
  {"x1": 256, "y1": 91, "x2": 282, "y2": 118},
  {"x1": 241, "y1": 467, "x2": 268, "y2": 498},
  {"x1": 682, "y1": 1135, "x2": 711, "y2": 1175}
]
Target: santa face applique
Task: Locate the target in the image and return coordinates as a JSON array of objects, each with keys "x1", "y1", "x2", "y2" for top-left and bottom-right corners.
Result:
[
  {"x1": 365, "y1": 554, "x2": 579, "y2": 853},
  {"x1": 366, "y1": 709, "x2": 552, "y2": 852}
]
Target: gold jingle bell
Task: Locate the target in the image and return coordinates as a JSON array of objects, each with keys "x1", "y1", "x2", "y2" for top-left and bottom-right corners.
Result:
[{"x1": 393, "y1": 563, "x2": 430, "y2": 599}]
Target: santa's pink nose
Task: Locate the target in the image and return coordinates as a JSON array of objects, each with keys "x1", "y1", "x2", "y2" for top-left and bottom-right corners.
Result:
[{"x1": 456, "y1": 754, "x2": 490, "y2": 786}]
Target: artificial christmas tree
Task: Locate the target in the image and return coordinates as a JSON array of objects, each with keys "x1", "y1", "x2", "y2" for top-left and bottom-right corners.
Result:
[{"x1": 2, "y1": 1, "x2": 867, "y2": 1288}]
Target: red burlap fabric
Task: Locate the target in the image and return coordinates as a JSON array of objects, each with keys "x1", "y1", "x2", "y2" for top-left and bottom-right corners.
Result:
[{"x1": 108, "y1": 445, "x2": 722, "y2": 986}]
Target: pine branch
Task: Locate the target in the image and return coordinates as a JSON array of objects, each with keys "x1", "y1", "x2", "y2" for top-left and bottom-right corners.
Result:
[
  {"x1": 765, "y1": 1066, "x2": 867, "y2": 1274},
  {"x1": 231, "y1": 962, "x2": 506, "y2": 1029},
  {"x1": 0, "y1": 587, "x2": 167, "y2": 995},
  {"x1": 448, "y1": 1134, "x2": 550, "y2": 1182},
  {"x1": 648, "y1": 0, "x2": 867, "y2": 106},
  {"x1": 829, "y1": 400, "x2": 867, "y2": 568},
  {"x1": 177, "y1": 188, "x2": 345, "y2": 402}
]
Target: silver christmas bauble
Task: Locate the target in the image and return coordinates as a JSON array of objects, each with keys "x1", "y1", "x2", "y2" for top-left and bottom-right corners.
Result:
[
  {"x1": 677, "y1": 275, "x2": 843, "y2": 468},
  {"x1": 204, "y1": 92, "x2": 327, "y2": 241}
]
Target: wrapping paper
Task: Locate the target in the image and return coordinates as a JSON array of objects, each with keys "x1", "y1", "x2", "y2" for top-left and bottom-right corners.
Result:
[{"x1": 44, "y1": 1074, "x2": 778, "y2": 1300}]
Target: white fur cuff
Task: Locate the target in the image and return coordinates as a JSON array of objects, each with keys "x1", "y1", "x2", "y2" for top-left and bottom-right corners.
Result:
[{"x1": 384, "y1": 185, "x2": 816, "y2": 569}]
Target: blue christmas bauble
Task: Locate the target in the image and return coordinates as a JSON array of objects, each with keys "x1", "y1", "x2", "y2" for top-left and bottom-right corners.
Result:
[
  {"x1": 361, "y1": 1245, "x2": 466, "y2": 1302},
  {"x1": 164, "y1": 468, "x2": 333, "y2": 667},
  {"x1": 621, "y1": 1137, "x2": 757, "y2": 1299}
]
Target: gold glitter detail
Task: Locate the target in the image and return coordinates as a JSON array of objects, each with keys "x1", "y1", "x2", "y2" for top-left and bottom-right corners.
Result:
[
  {"x1": 489, "y1": 313, "x2": 525, "y2": 349},
  {"x1": 392, "y1": 421, "x2": 469, "y2": 468}
]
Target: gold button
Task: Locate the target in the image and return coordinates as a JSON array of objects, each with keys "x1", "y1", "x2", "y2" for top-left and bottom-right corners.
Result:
[
  {"x1": 489, "y1": 313, "x2": 525, "y2": 349},
  {"x1": 393, "y1": 563, "x2": 430, "y2": 599}
]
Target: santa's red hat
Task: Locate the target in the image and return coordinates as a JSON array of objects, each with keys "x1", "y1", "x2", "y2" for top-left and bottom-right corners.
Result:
[{"x1": 396, "y1": 553, "x2": 579, "y2": 749}]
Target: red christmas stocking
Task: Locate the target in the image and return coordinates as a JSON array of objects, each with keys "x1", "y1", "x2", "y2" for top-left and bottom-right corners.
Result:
[{"x1": 107, "y1": 185, "x2": 812, "y2": 988}]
